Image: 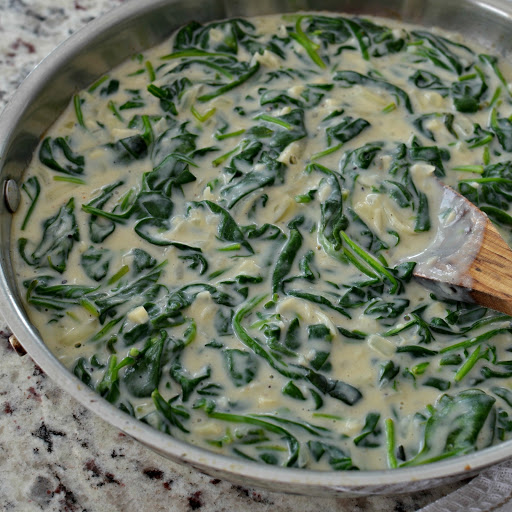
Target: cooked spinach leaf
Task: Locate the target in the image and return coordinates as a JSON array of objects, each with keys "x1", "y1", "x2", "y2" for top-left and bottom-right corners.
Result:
[
  {"x1": 403, "y1": 390, "x2": 495, "y2": 466},
  {"x1": 19, "y1": 198, "x2": 79, "y2": 273}
]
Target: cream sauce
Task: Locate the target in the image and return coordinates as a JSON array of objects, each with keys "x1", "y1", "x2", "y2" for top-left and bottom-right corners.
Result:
[{"x1": 10, "y1": 12, "x2": 512, "y2": 471}]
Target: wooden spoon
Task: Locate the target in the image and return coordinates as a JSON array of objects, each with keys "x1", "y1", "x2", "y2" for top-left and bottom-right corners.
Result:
[{"x1": 412, "y1": 183, "x2": 512, "y2": 315}]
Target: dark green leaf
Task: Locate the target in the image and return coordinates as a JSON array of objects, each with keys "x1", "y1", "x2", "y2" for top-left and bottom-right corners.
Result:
[
  {"x1": 124, "y1": 331, "x2": 166, "y2": 397},
  {"x1": 353, "y1": 412, "x2": 381, "y2": 447},
  {"x1": 20, "y1": 176, "x2": 41, "y2": 230},
  {"x1": 403, "y1": 389, "x2": 495, "y2": 466},
  {"x1": 334, "y1": 70, "x2": 413, "y2": 113},
  {"x1": 282, "y1": 380, "x2": 306, "y2": 400},
  {"x1": 81, "y1": 246, "x2": 110, "y2": 281},
  {"x1": 224, "y1": 349, "x2": 259, "y2": 387},
  {"x1": 409, "y1": 70, "x2": 449, "y2": 95},
  {"x1": 19, "y1": 197, "x2": 79, "y2": 273},
  {"x1": 272, "y1": 226, "x2": 303, "y2": 294},
  {"x1": 170, "y1": 359, "x2": 211, "y2": 402},
  {"x1": 307, "y1": 440, "x2": 357, "y2": 470},
  {"x1": 326, "y1": 116, "x2": 370, "y2": 146},
  {"x1": 39, "y1": 137, "x2": 85, "y2": 176},
  {"x1": 306, "y1": 369, "x2": 362, "y2": 405},
  {"x1": 73, "y1": 358, "x2": 92, "y2": 387}
]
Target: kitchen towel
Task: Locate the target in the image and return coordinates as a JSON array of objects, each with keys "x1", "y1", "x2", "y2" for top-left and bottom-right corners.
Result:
[{"x1": 419, "y1": 459, "x2": 512, "y2": 511}]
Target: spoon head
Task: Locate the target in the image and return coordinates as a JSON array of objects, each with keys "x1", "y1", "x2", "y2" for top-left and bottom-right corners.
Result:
[{"x1": 411, "y1": 181, "x2": 488, "y2": 296}]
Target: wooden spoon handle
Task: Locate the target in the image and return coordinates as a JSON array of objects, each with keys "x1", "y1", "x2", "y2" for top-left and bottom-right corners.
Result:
[
  {"x1": 409, "y1": 180, "x2": 512, "y2": 316},
  {"x1": 468, "y1": 220, "x2": 512, "y2": 315}
]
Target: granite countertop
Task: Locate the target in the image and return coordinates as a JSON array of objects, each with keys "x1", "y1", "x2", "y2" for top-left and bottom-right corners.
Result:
[{"x1": 0, "y1": 1, "x2": 474, "y2": 510}]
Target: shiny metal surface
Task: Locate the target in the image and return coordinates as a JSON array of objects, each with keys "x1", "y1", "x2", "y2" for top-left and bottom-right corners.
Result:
[
  {"x1": 8, "y1": 334, "x2": 26, "y2": 357},
  {"x1": 1, "y1": 0, "x2": 512, "y2": 496},
  {"x1": 4, "y1": 179, "x2": 20, "y2": 214}
]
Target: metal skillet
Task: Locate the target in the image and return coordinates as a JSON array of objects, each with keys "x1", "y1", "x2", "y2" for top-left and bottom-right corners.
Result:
[{"x1": 2, "y1": 0, "x2": 512, "y2": 497}]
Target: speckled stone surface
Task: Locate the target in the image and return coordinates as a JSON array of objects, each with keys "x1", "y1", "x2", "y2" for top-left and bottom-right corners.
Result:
[{"x1": 0, "y1": 1, "x2": 475, "y2": 510}]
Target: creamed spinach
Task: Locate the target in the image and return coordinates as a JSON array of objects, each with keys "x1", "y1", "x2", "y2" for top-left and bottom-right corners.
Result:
[{"x1": 12, "y1": 13, "x2": 512, "y2": 470}]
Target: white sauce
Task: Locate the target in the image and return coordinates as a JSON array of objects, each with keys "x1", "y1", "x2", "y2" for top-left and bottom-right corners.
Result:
[{"x1": 10, "y1": 12, "x2": 512, "y2": 471}]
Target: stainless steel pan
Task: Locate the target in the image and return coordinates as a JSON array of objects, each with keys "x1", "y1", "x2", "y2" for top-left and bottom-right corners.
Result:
[{"x1": 1, "y1": 0, "x2": 512, "y2": 496}]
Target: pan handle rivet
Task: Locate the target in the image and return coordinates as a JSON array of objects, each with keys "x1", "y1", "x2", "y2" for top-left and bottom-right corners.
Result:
[
  {"x1": 9, "y1": 334, "x2": 26, "y2": 356},
  {"x1": 4, "y1": 179, "x2": 20, "y2": 213}
]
